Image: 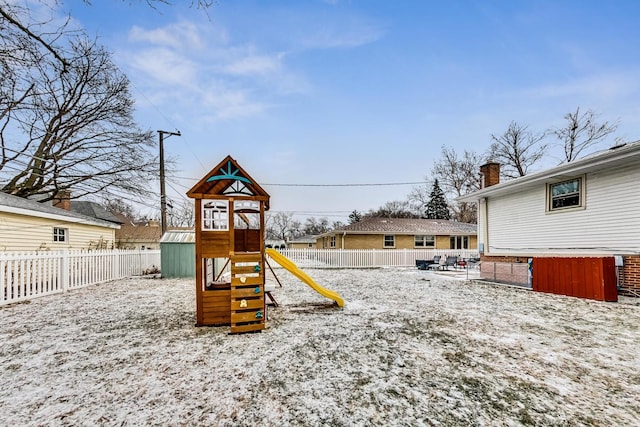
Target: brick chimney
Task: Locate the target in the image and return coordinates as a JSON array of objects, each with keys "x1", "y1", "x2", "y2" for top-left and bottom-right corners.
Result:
[
  {"x1": 53, "y1": 190, "x2": 71, "y2": 211},
  {"x1": 480, "y1": 162, "x2": 500, "y2": 188}
]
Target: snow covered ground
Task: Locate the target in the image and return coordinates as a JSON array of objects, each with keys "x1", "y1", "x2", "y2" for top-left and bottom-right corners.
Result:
[{"x1": 1, "y1": 267, "x2": 639, "y2": 426}]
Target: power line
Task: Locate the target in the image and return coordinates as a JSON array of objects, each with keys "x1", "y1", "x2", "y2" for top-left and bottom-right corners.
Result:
[{"x1": 166, "y1": 174, "x2": 427, "y2": 188}]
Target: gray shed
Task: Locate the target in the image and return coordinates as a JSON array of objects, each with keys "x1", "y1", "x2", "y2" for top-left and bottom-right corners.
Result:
[{"x1": 160, "y1": 230, "x2": 195, "y2": 278}]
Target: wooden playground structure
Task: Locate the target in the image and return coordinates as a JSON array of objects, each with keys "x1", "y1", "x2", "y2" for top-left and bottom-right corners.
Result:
[{"x1": 187, "y1": 155, "x2": 271, "y2": 334}]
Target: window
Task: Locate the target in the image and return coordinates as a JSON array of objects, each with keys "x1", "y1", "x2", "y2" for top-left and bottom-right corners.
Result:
[
  {"x1": 450, "y1": 236, "x2": 468, "y2": 249},
  {"x1": 202, "y1": 200, "x2": 228, "y2": 231},
  {"x1": 53, "y1": 227, "x2": 67, "y2": 242},
  {"x1": 329, "y1": 236, "x2": 336, "y2": 248},
  {"x1": 414, "y1": 235, "x2": 435, "y2": 248},
  {"x1": 383, "y1": 235, "x2": 395, "y2": 248},
  {"x1": 548, "y1": 177, "x2": 583, "y2": 211}
]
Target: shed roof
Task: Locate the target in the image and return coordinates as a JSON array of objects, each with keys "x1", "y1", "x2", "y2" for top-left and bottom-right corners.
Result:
[{"x1": 160, "y1": 230, "x2": 196, "y2": 243}]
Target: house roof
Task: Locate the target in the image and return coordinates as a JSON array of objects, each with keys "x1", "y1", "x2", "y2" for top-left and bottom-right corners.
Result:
[
  {"x1": 287, "y1": 235, "x2": 318, "y2": 244},
  {"x1": 320, "y1": 217, "x2": 476, "y2": 237},
  {"x1": 116, "y1": 222, "x2": 162, "y2": 242},
  {"x1": 0, "y1": 192, "x2": 120, "y2": 229},
  {"x1": 458, "y1": 140, "x2": 640, "y2": 202},
  {"x1": 71, "y1": 201, "x2": 124, "y2": 224}
]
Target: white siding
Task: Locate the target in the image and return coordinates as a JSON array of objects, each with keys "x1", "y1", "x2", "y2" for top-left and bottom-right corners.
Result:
[
  {"x1": 0, "y1": 212, "x2": 116, "y2": 251},
  {"x1": 485, "y1": 164, "x2": 640, "y2": 255}
]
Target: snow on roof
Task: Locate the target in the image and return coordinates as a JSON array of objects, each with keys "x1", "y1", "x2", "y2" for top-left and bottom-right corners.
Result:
[
  {"x1": 0, "y1": 191, "x2": 119, "y2": 229},
  {"x1": 160, "y1": 230, "x2": 195, "y2": 243},
  {"x1": 322, "y1": 217, "x2": 476, "y2": 236}
]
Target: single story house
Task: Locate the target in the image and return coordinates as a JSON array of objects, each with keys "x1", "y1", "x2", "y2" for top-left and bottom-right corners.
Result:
[
  {"x1": 458, "y1": 141, "x2": 640, "y2": 297},
  {"x1": 115, "y1": 217, "x2": 163, "y2": 250},
  {"x1": 316, "y1": 217, "x2": 477, "y2": 251},
  {"x1": 0, "y1": 191, "x2": 119, "y2": 251},
  {"x1": 286, "y1": 235, "x2": 318, "y2": 249}
]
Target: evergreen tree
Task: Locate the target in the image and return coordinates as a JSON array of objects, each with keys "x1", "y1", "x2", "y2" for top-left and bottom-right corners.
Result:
[
  {"x1": 424, "y1": 179, "x2": 451, "y2": 219},
  {"x1": 348, "y1": 210, "x2": 362, "y2": 224}
]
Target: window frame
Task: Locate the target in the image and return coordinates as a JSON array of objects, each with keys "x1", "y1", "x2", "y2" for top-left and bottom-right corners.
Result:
[
  {"x1": 383, "y1": 235, "x2": 395, "y2": 248},
  {"x1": 53, "y1": 227, "x2": 67, "y2": 243},
  {"x1": 547, "y1": 176, "x2": 585, "y2": 213},
  {"x1": 414, "y1": 235, "x2": 435, "y2": 248},
  {"x1": 202, "y1": 200, "x2": 229, "y2": 231},
  {"x1": 329, "y1": 235, "x2": 336, "y2": 248},
  {"x1": 449, "y1": 235, "x2": 468, "y2": 250}
]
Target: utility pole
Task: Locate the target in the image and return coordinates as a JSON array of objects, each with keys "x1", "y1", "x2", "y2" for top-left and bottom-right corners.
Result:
[{"x1": 158, "y1": 130, "x2": 181, "y2": 236}]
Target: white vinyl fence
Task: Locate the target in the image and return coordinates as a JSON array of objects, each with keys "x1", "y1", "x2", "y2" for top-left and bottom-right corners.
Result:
[
  {"x1": 268, "y1": 248, "x2": 479, "y2": 269},
  {"x1": 0, "y1": 249, "x2": 160, "y2": 306}
]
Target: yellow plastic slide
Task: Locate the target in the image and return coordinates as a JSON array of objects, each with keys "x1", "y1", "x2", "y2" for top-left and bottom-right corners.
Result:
[{"x1": 265, "y1": 248, "x2": 344, "y2": 307}]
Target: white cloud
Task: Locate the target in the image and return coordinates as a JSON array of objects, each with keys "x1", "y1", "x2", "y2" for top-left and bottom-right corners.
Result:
[
  {"x1": 120, "y1": 18, "x2": 313, "y2": 122},
  {"x1": 300, "y1": 23, "x2": 385, "y2": 49},
  {"x1": 128, "y1": 21, "x2": 216, "y2": 51},
  {"x1": 223, "y1": 52, "x2": 285, "y2": 76},
  {"x1": 518, "y1": 71, "x2": 640, "y2": 101},
  {"x1": 127, "y1": 48, "x2": 199, "y2": 87}
]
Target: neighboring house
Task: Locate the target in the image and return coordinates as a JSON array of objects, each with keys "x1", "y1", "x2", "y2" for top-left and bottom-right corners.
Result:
[
  {"x1": 0, "y1": 191, "x2": 119, "y2": 251},
  {"x1": 287, "y1": 235, "x2": 318, "y2": 249},
  {"x1": 70, "y1": 200, "x2": 124, "y2": 226},
  {"x1": 115, "y1": 216, "x2": 163, "y2": 250},
  {"x1": 265, "y1": 239, "x2": 286, "y2": 249},
  {"x1": 316, "y1": 217, "x2": 477, "y2": 250},
  {"x1": 458, "y1": 141, "x2": 640, "y2": 296}
]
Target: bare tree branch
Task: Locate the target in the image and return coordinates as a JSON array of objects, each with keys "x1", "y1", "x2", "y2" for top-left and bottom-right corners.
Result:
[
  {"x1": 489, "y1": 121, "x2": 547, "y2": 178},
  {"x1": 553, "y1": 107, "x2": 618, "y2": 162},
  {"x1": 431, "y1": 147, "x2": 482, "y2": 223}
]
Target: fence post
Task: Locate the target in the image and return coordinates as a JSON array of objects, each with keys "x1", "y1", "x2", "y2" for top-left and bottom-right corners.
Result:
[
  {"x1": 61, "y1": 249, "x2": 70, "y2": 292},
  {"x1": 112, "y1": 249, "x2": 120, "y2": 280}
]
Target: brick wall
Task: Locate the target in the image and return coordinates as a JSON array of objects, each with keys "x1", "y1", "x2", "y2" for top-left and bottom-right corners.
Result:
[
  {"x1": 620, "y1": 255, "x2": 640, "y2": 296},
  {"x1": 479, "y1": 255, "x2": 530, "y2": 285}
]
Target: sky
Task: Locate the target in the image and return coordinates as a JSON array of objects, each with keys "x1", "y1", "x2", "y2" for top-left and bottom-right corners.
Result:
[{"x1": 54, "y1": 0, "x2": 640, "y2": 221}]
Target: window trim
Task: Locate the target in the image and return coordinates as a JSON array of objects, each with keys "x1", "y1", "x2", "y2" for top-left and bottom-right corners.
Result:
[
  {"x1": 383, "y1": 235, "x2": 395, "y2": 248},
  {"x1": 202, "y1": 200, "x2": 229, "y2": 231},
  {"x1": 547, "y1": 175, "x2": 586, "y2": 213},
  {"x1": 449, "y1": 235, "x2": 468, "y2": 250},
  {"x1": 329, "y1": 235, "x2": 336, "y2": 248},
  {"x1": 53, "y1": 227, "x2": 67, "y2": 243},
  {"x1": 414, "y1": 235, "x2": 435, "y2": 248}
]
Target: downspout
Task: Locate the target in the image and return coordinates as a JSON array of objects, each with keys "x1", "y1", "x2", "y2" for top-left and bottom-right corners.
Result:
[
  {"x1": 342, "y1": 232, "x2": 346, "y2": 249},
  {"x1": 481, "y1": 197, "x2": 489, "y2": 256}
]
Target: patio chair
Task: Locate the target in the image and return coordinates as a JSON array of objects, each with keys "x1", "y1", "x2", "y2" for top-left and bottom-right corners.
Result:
[
  {"x1": 417, "y1": 255, "x2": 441, "y2": 270},
  {"x1": 440, "y1": 255, "x2": 459, "y2": 271}
]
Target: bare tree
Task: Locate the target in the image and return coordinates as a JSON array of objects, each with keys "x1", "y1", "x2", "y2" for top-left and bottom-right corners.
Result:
[
  {"x1": 102, "y1": 197, "x2": 137, "y2": 220},
  {"x1": 489, "y1": 121, "x2": 547, "y2": 178},
  {"x1": 265, "y1": 212, "x2": 301, "y2": 241},
  {"x1": 168, "y1": 200, "x2": 195, "y2": 228},
  {"x1": 365, "y1": 200, "x2": 420, "y2": 219},
  {"x1": 553, "y1": 107, "x2": 618, "y2": 162},
  {"x1": 431, "y1": 146, "x2": 482, "y2": 223},
  {"x1": 302, "y1": 217, "x2": 331, "y2": 235},
  {"x1": 1, "y1": 20, "x2": 157, "y2": 200}
]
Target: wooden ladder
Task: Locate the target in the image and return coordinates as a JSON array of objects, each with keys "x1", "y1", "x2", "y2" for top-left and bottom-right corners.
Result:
[{"x1": 229, "y1": 252, "x2": 265, "y2": 334}]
